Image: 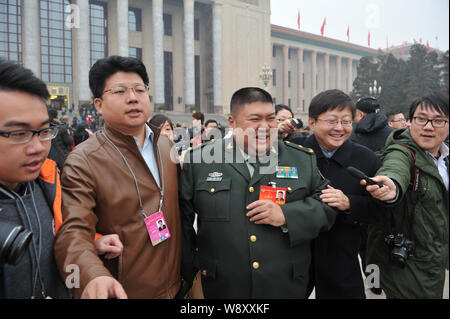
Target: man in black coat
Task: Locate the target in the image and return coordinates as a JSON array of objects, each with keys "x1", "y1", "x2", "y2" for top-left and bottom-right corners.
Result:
[
  {"x1": 351, "y1": 97, "x2": 393, "y2": 156},
  {"x1": 290, "y1": 90, "x2": 383, "y2": 298}
]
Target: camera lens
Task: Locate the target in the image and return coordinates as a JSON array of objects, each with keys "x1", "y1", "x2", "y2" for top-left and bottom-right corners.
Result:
[
  {"x1": 291, "y1": 118, "x2": 303, "y2": 129},
  {"x1": 0, "y1": 222, "x2": 32, "y2": 265}
]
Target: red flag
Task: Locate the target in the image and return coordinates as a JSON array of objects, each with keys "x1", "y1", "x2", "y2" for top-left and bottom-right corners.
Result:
[
  {"x1": 347, "y1": 25, "x2": 350, "y2": 41},
  {"x1": 427, "y1": 41, "x2": 431, "y2": 53},
  {"x1": 297, "y1": 11, "x2": 300, "y2": 30},
  {"x1": 435, "y1": 34, "x2": 438, "y2": 40},
  {"x1": 419, "y1": 37, "x2": 422, "y2": 44},
  {"x1": 401, "y1": 43, "x2": 405, "y2": 56},
  {"x1": 320, "y1": 18, "x2": 326, "y2": 36},
  {"x1": 368, "y1": 31, "x2": 371, "y2": 47}
]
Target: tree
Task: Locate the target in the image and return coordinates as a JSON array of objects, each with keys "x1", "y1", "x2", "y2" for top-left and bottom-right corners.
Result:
[
  {"x1": 377, "y1": 53, "x2": 409, "y2": 114},
  {"x1": 405, "y1": 44, "x2": 441, "y2": 104},
  {"x1": 350, "y1": 56, "x2": 381, "y2": 102},
  {"x1": 439, "y1": 50, "x2": 449, "y2": 91}
]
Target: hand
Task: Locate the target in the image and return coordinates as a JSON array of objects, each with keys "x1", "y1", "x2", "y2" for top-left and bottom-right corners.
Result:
[
  {"x1": 246, "y1": 200, "x2": 286, "y2": 227},
  {"x1": 278, "y1": 119, "x2": 295, "y2": 134},
  {"x1": 81, "y1": 276, "x2": 128, "y2": 299},
  {"x1": 320, "y1": 185, "x2": 350, "y2": 211},
  {"x1": 361, "y1": 176, "x2": 397, "y2": 201},
  {"x1": 95, "y1": 234, "x2": 123, "y2": 259}
]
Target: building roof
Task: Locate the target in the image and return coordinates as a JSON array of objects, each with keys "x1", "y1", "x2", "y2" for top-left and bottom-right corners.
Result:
[{"x1": 271, "y1": 24, "x2": 379, "y2": 57}]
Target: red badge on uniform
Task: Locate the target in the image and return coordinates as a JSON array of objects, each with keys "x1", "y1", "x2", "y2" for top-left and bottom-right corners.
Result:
[{"x1": 259, "y1": 185, "x2": 287, "y2": 205}]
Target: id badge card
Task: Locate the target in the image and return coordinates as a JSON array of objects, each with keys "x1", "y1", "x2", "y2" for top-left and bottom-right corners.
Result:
[
  {"x1": 259, "y1": 185, "x2": 287, "y2": 205},
  {"x1": 144, "y1": 211, "x2": 171, "y2": 246}
]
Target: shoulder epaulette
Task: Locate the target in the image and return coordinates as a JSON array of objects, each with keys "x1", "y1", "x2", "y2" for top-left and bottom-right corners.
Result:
[{"x1": 284, "y1": 141, "x2": 315, "y2": 154}]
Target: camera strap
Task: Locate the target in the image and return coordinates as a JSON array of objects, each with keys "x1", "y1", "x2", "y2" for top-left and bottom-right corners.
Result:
[{"x1": 389, "y1": 144, "x2": 419, "y2": 240}]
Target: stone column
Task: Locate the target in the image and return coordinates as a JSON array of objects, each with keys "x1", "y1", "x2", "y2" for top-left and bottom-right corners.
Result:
[
  {"x1": 347, "y1": 58, "x2": 353, "y2": 93},
  {"x1": 212, "y1": 1, "x2": 223, "y2": 114},
  {"x1": 116, "y1": 0, "x2": 129, "y2": 56},
  {"x1": 336, "y1": 56, "x2": 342, "y2": 91},
  {"x1": 311, "y1": 50, "x2": 317, "y2": 97},
  {"x1": 184, "y1": 0, "x2": 195, "y2": 113},
  {"x1": 22, "y1": 0, "x2": 40, "y2": 77},
  {"x1": 282, "y1": 45, "x2": 289, "y2": 105},
  {"x1": 324, "y1": 53, "x2": 330, "y2": 90},
  {"x1": 297, "y1": 48, "x2": 304, "y2": 112},
  {"x1": 152, "y1": 0, "x2": 165, "y2": 111},
  {"x1": 76, "y1": 0, "x2": 90, "y2": 105}
]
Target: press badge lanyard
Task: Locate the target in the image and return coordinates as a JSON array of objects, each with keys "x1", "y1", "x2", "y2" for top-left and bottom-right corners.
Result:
[{"x1": 102, "y1": 131, "x2": 164, "y2": 217}]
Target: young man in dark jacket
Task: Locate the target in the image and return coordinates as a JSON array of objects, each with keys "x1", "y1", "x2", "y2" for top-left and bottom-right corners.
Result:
[
  {"x1": 0, "y1": 59, "x2": 121, "y2": 299},
  {"x1": 290, "y1": 90, "x2": 383, "y2": 298},
  {"x1": 351, "y1": 97, "x2": 393, "y2": 156}
]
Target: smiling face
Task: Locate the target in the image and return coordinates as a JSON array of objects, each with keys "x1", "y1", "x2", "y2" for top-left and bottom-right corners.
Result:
[
  {"x1": 309, "y1": 106, "x2": 353, "y2": 152},
  {"x1": 0, "y1": 90, "x2": 51, "y2": 189},
  {"x1": 228, "y1": 101, "x2": 277, "y2": 156},
  {"x1": 94, "y1": 71, "x2": 151, "y2": 137},
  {"x1": 410, "y1": 104, "x2": 449, "y2": 156}
]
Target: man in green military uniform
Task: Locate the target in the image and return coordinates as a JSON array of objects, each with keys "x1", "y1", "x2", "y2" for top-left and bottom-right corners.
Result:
[{"x1": 179, "y1": 87, "x2": 337, "y2": 298}]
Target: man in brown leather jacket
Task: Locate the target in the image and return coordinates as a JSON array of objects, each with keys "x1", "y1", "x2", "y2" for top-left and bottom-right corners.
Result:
[{"x1": 54, "y1": 56, "x2": 182, "y2": 299}]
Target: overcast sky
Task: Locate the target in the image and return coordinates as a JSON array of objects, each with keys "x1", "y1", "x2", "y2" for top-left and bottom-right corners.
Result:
[{"x1": 270, "y1": 0, "x2": 449, "y2": 52}]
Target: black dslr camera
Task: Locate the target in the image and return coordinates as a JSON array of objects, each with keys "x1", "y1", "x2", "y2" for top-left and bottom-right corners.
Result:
[
  {"x1": 384, "y1": 233, "x2": 415, "y2": 268},
  {"x1": 290, "y1": 118, "x2": 303, "y2": 129},
  {"x1": 0, "y1": 221, "x2": 32, "y2": 265}
]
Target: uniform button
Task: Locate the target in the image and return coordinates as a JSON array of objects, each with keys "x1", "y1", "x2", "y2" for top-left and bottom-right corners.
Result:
[
  {"x1": 201, "y1": 270, "x2": 207, "y2": 276},
  {"x1": 249, "y1": 187, "x2": 254, "y2": 193},
  {"x1": 252, "y1": 262, "x2": 260, "y2": 269},
  {"x1": 210, "y1": 188, "x2": 215, "y2": 193},
  {"x1": 250, "y1": 235, "x2": 257, "y2": 242}
]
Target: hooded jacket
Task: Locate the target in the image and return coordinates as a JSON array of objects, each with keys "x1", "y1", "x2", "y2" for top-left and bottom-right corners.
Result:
[
  {"x1": 366, "y1": 128, "x2": 449, "y2": 299},
  {"x1": 351, "y1": 113, "x2": 393, "y2": 155}
]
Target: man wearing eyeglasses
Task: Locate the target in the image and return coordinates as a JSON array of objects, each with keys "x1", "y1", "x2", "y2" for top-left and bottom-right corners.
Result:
[
  {"x1": 54, "y1": 56, "x2": 183, "y2": 299},
  {"x1": 0, "y1": 58, "x2": 73, "y2": 299},
  {"x1": 363, "y1": 91, "x2": 449, "y2": 299},
  {"x1": 289, "y1": 89, "x2": 383, "y2": 299},
  {"x1": 387, "y1": 111, "x2": 409, "y2": 130}
]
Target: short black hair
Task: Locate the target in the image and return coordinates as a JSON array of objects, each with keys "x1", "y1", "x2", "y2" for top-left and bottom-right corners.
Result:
[
  {"x1": 386, "y1": 110, "x2": 405, "y2": 122},
  {"x1": 149, "y1": 114, "x2": 173, "y2": 130},
  {"x1": 275, "y1": 104, "x2": 294, "y2": 118},
  {"x1": 204, "y1": 119, "x2": 218, "y2": 127},
  {"x1": 309, "y1": 89, "x2": 355, "y2": 120},
  {"x1": 0, "y1": 58, "x2": 49, "y2": 101},
  {"x1": 230, "y1": 87, "x2": 273, "y2": 116},
  {"x1": 409, "y1": 91, "x2": 449, "y2": 120},
  {"x1": 89, "y1": 55, "x2": 149, "y2": 99}
]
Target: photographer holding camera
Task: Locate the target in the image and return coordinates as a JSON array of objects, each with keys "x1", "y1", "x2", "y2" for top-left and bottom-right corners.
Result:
[
  {"x1": 275, "y1": 104, "x2": 305, "y2": 141},
  {"x1": 362, "y1": 91, "x2": 449, "y2": 299}
]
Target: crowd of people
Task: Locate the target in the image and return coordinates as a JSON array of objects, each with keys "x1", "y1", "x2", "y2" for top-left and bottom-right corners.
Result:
[{"x1": 0, "y1": 55, "x2": 448, "y2": 300}]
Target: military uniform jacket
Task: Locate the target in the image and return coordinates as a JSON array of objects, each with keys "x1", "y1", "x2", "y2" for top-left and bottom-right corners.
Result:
[{"x1": 179, "y1": 138, "x2": 337, "y2": 299}]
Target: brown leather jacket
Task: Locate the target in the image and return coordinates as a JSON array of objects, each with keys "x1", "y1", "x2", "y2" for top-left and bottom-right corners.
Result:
[{"x1": 54, "y1": 122, "x2": 182, "y2": 298}]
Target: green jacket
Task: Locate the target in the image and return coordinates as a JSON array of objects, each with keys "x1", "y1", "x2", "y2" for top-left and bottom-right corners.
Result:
[
  {"x1": 367, "y1": 128, "x2": 449, "y2": 299},
  {"x1": 179, "y1": 138, "x2": 337, "y2": 298}
]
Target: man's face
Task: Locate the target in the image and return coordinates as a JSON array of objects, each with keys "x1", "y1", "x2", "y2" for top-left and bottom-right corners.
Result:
[
  {"x1": 275, "y1": 109, "x2": 293, "y2": 124},
  {"x1": 94, "y1": 71, "x2": 150, "y2": 135},
  {"x1": 205, "y1": 122, "x2": 218, "y2": 135},
  {"x1": 410, "y1": 104, "x2": 449, "y2": 157},
  {"x1": 309, "y1": 106, "x2": 353, "y2": 151},
  {"x1": 229, "y1": 101, "x2": 277, "y2": 156},
  {"x1": 388, "y1": 113, "x2": 407, "y2": 129},
  {"x1": 0, "y1": 91, "x2": 51, "y2": 189}
]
